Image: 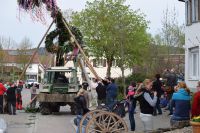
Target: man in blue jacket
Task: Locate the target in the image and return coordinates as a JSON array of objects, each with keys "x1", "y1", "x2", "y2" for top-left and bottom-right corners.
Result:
[{"x1": 106, "y1": 78, "x2": 118, "y2": 107}]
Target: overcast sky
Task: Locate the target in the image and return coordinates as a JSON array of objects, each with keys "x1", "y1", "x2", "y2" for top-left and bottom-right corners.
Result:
[{"x1": 0, "y1": 0, "x2": 185, "y2": 47}]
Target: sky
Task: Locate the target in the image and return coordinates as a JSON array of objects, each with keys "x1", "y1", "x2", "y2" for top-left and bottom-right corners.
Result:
[{"x1": 0, "y1": 0, "x2": 185, "y2": 48}]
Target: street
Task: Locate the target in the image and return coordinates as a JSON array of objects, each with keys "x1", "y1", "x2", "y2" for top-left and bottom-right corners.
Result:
[{"x1": 0, "y1": 87, "x2": 75, "y2": 133}]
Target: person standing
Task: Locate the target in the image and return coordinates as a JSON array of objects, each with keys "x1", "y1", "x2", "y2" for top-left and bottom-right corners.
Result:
[
  {"x1": 170, "y1": 82, "x2": 190, "y2": 128},
  {"x1": 16, "y1": 80, "x2": 23, "y2": 110},
  {"x1": 152, "y1": 74, "x2": 163, "y2": 115},
  {"x1": 74, "y1": 88, "x2": 90, "y2": 133},
  {"x1": 96, "y1": 80, "x2": 106, "y2": 106},
  {"x1": 82, "y1": 82, "x2": 90, "y2": 108},
  {"x1": 30, "y1": 83, "x2": 37, "y2": 109},
  {"x1": 163, "y1": 68, "x2": 177, "y2": 115},
  {"x1": 0, "y1": 80, "x2": 7, "y2": 113},
  {"x1": 191, "y1": 81, "x2": 200, "y2": 118},
  {"x1": 7, "y1": 82, "x2": 17, "y2": 115},
  {"x1": 126, "y1": 81, "x2": 137, "y2": 131},
  {"x1": 74, "y1": 88, "x2": 89, "y2": 115},
  {"x1": 106, "y1": 78, "x2": 118, "y2": 106},
  {"x1": 135, "y1": 79, "x2": 157, "y2": 132}
]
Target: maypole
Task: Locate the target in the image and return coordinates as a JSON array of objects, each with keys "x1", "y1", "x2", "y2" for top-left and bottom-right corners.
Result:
[{"x1": 17, "y1": 0, "x2": 100, "y2": 80}]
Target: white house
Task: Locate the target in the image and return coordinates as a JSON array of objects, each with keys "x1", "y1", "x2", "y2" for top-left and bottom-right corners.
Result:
[
  {"x1": 65, "y1": 58, "x2": 132, "y2": 83},
  {"x1": 179, "y1": 0, "x2": 200, "y2": 90}
]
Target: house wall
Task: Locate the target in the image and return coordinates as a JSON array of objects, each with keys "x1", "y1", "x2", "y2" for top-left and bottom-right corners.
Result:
[
  {"x1": 26, "y1": 64, "x2": 39, "y2": 81},
  {"x1": 185, "y1": 12, "x2": 200, "y2": 91},
  {"x1": 65, "y1": 60, "x2": 132, "y2": 83}
]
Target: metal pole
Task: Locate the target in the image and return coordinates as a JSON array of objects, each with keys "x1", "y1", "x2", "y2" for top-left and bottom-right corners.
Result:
[{"x1": 18, "y1": 20, "x2": 54, "y2": 80}]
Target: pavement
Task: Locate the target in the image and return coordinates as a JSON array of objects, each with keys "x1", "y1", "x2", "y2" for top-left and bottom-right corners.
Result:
[{"x1": 125, "y1": 106, "x2": 171, "y2": 132}]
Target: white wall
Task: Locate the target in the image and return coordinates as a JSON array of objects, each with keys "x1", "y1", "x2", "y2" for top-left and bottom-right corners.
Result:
[
  {"x1": 185, "y1": 23, "x2": 200, "y2": 48},
  {"x1": 185, "y1": 23, "x2": 200, "y2": 91},
  {"x1": 26, "y1": 64, "x2": 39, "y2": 74},
  {"x1": 65, "y1": 60, "x2": 132, "y2": 83}
]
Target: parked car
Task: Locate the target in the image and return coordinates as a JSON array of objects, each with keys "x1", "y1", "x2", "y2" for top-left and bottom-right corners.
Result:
[{"x1": 25, "y1": 79, "x2": 39, "y2": 89}]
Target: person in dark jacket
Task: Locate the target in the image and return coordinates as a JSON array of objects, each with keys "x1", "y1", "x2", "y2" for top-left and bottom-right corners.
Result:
[
  {"x1": 16, "y1": 80, "x2": 23, "y2": 110},
  {"x1": 74, "y1": 88, "x2": 90, "y2": 133},
  {"x1": 106, "y1": 78, "x2": 118, "y2": 106},
  {"x1": 82, "y1": 82, "x2": 89, "y2": 108},
  {"x1": 7, "y1": 82, "x2": 17, "y2": 115},
  {"x1": 134, "y1": 79, "x2": 157, "y2": 132},
  {"x1": 74, "y1": 88, "x2": 89, "y2": 115},
  {"x1": 163, "y1": 69, "x2": 177, "y2": 115},
  {"x1": 152, "y1": 74, "x2": 163, "y2": 115},
  {"x1": 96, "y1": 80, "x2": 106, "y2": 106}
]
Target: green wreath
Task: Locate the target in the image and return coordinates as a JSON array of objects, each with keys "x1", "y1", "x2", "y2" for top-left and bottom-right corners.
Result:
[{"x1": 45, "y1": 11, "x2": 83, "y2": 54}]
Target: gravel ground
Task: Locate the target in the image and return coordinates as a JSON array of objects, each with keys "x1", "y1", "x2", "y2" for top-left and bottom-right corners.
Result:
[{"x1": 164, "y1": 126, "x2": 192, "y2": 133}]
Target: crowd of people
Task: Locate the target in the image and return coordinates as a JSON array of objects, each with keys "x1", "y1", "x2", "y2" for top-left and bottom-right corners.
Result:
[
  {"x1": 74, "y1": 77, "x2": 119, "y2": 133},
  {"x1": 0, "y1": 68, "x2": 199, "y2": 132},
  {"x1": 0, "y1": 80, "x2": 38, "y2": 115},
  {"x1": 0, "y1": 80, "x2": 23, "y2": 115},
  {"x1": 74, "y1": 68, "x2": 200, "y2": 133}
]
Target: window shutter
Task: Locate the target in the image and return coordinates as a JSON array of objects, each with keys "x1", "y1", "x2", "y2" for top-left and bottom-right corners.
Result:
[
  {"x1": 103, "y1": 59, "x2": 106, "y2": 67},
  {"x1": 93, "y1": 59, "x2": 96, "y2": 67}
]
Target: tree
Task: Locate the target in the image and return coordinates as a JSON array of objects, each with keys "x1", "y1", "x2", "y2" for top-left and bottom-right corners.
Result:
[
  {"x1": 17, "y1": 37, "x2": 33, "y2": 76},
  {"x1": 159, "y1": 7, "x2": 185, "y2": 69},
  {"x1": 71, "y1": 0, "x2": 149, "y2": 79},
  {"x1": 39, "y1": 49, "x2": 53, "y2": 70},
  {"x1": 0, "y1": 36, "x2": 16, "y2": 79},
  {"x1": 0, "y1": 36, "x2": 16, "y2": 49}
]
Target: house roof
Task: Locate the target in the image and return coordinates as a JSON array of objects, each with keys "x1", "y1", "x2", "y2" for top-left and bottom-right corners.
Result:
[
  {"x1": 0, "y1": 66, "x2": 22, "y2": 73},
  {"x1": 0, "y1": 47, "x2": 52, "y2": 64},
  {"x1": 1, "y1": 50, "x2": 39, "y2": 64}
]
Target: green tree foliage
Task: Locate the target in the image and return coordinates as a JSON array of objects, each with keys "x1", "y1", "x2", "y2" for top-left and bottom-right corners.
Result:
[{"x1": 71, "y1": 0, "x2": 149, "y2": 77}]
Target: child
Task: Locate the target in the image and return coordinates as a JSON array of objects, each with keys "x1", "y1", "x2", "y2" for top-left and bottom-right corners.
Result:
[{"x1": 126, "y1": 81, "x2": 137, "y2": 131}]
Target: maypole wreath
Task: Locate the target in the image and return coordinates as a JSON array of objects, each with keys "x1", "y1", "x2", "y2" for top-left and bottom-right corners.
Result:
[
  {"x1": 17, "y1": 0, "x2": 83, "y2": 55},
  {"x1": 45, "y1": 11, "x2": 83, "y2": 54}
]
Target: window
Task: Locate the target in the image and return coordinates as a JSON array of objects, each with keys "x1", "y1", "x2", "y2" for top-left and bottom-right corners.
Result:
[
  {"x1": 186, "y1": 0, "x2": 192, "y2": 25},
  {"x1": 189, "y1": 47, "x2": 199, "y2": 79},
  {"x1": 93, "y1": 59, "x2": 96, "y2": 67},
  {"x1": 192, "y1": 0, "x2": 198, "y2": 22},
  {"x1": 112, "y1": 60, "x2": 116, "y2": 67},
  {"x1": 28, "y1": 64, "x2": 32, "y2": 68},
  {"x1": 198, "y1": 0, "x2": 200, "y2": 20},
  {"x1": 93, "y1": 58, "x2": 106, "y2": 67},
  {"x1": 186, "y1": 0, "x2": 200, "y2": 25},
  {"x1": 192, "y1": 53, "x2": 198, "y2": 76},
  {"x1": 97, "y1": 59, "x2": 103, "y2": 67},
  {"x1": 112, "y1": 60, "x2": 119, "y2": 67}
]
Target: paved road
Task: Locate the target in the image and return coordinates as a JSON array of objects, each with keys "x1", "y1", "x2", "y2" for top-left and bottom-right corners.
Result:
[
  {"x1": 0, "y1": 88, "x2": 172, "y2": 133},
  {"x1": 0, "y1": 87, "x2": 76, "y2": 133}
]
